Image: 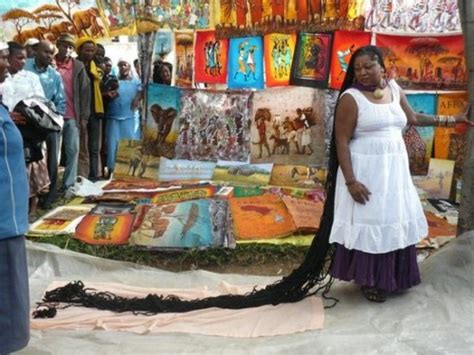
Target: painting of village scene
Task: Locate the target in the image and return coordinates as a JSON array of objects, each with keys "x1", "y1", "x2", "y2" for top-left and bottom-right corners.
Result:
[
  {"x1": 250, "y1": 87, "x2": 325, "y2": 166},
  {"x1": 113, "y1": 139, "x2": 161, "y2": 179},
  {"x1": 1, "y1": 0, "x2": 106, "y2": 44},
  {"x1": 376, "y1": 34, "x2": 467, "y2": 91},
  {"x1": 174, "y1": 30, "x2": 194, "y2": 87}
]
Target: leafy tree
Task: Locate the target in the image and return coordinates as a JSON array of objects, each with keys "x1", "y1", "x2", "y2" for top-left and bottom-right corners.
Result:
[
  {"x1": 33, "y1": 4, "x2": 65, "y2": 31},
  {"x1": 2, "y1": 9, "x2": 38, "y2": 36},
  {"x1": 405, "y1": 38, "x2": 448, "y2": 80}
]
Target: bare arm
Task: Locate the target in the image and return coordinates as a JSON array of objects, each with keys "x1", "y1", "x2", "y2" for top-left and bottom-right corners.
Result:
[{"x1": 335, "y1": 94, "x2": 371, "y2": 205}]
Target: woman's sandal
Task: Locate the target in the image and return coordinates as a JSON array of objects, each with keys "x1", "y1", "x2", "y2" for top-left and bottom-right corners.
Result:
[{"x1": 361, "y1": 287, "x2": 387, "y2": 303}]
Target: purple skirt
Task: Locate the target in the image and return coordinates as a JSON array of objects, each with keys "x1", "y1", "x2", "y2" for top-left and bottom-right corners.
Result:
[{"x1": 330, "y1": 243, "x2": 421, "y2": 293}]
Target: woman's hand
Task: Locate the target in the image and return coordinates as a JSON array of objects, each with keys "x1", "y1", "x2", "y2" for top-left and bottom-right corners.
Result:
[
  {"x1": 348, "y1": 181, "x2": 371, "y2": 205},
  {"x1": 455, "y1": 104, "x2": 474, "y2": 126}
]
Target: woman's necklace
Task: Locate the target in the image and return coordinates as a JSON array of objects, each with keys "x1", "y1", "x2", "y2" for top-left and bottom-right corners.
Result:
[{"x1": 352, "y1": 79, "x2": 388, "y2": 100}]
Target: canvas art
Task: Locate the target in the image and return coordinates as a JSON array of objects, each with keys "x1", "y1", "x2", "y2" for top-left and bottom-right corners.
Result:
[
  {"x1": 405, "y1": 94, "x2": 437, "y2": 175},
  {"x1": 113, "y1": 139, "x2": 160, "y2": 180},
  {"x1": 158, "y1": 157, "x2": 216, "y2": 181},
  {"x1": 329, "y1": 30, "x2": 371, "y2": 90},
  {"x1": 269, "y1": 165, "x2": 326, "y2": 189},
  {"x1": 151, "y1": 30, "x2": 174, "y2": 85},
  {"x1": 227, "y1": 36, "x2": 264, "y2": 90},
  {"x1": 250, "y1": 86, "x2": 325, "y2": 166},
  {"x1": 229, "y1": 194, "x2": 296, "y2": 240},
  {"x1": 413, "y1": 158, "x2": 455, "y2": 199},
  {"x1": 29, "y1": 205, "x2": 93, "y2": 236},
  {"x1": 434, "y1": 92, "x2": 468, "y2": 159},
  {"x1": 264, "y1": 33, "x2": 296, "y2": 87},
  {"x1": 151, "y1": 186, "x2": 216, "y2": 205},
  {"x1": 0, "y1": 0, "x2": 106, "y2": 43},
  {"x1": 290, "y1": 32, "x2": 333, "y2": 89},
  {"x1": 75, "y1": 213, "x2": 135, "y2": 245},
  {"x1": 212, "y1": 161, "x2": 273, "y2": 186},
  {"x1": 281, "y1": 195, "x2": 323, "y2": 232},
  {"x1": 144, "y1": 84, "x2": 182, "y2": 162},
  {"x1": 175, "y1": 89, "x2": 252, "y2": 162},
  {"x1": 129, "y1": 199, "x2": 217, "y2": 249},
  {"x1": 375, "y1": 34, "x2": 466, "y2": 91},
  {"x1": 96, "y1": 0, "x2": 136, "y2": 37},
  {"x1": 365, "y1": 0, "x2": 461, "y2": 34},
  {"x1": 174, "y1": 31, "x2": 195, "y2": 88},
  {"x1": 194, "y1": 30, "x2": 229, "y2": 84}
]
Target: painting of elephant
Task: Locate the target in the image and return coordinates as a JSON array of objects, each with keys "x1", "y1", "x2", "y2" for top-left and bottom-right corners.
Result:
[
  {"x1": 14, "y1": 26, "x2": 48, "y2": 44},
  {"x1": 150, "y1": 104, "x2": 178, "y2": 144},
  {"x1": 72, "y1": 7, "x2": 105, "y2": 37}
]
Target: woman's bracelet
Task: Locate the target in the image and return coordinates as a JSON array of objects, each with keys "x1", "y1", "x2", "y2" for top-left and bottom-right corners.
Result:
[{"x1": 434, "y1": 115, "x2": 456, "y2": 127}]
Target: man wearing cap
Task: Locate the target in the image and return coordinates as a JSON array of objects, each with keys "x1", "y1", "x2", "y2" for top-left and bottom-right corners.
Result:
[
  {"x1": 24, "y1": 37, "x2": 39, "y2": 58},
  {"x1": 0, "y1": 41, "x2": 31, "y2": 355},
  {"x1": 54, "y1": 33, "x2": 91, "y2": 191},
  {"x1": 25, "y1": 40, "x2": 66, "y2": 209},
  {"x1": 76, "y1": 36, "x2": 105, "y2": 181}
]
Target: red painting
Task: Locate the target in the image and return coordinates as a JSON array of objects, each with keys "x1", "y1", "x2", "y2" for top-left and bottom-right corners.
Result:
[{"x1": 194, "y1": 30, "x2": 229, "y2": 84}]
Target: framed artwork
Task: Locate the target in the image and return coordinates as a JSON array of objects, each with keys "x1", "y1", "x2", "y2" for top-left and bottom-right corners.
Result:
[
  {"x1": 264, "y1": 33, "x2": 296, "y2": 87},
  {"x1": 227, "y1": 36, "x2": 264, "y2": 90},
  {"x1": 290, "y1": 32, "x2": 333, "y2": 89},
  {"x1": 194, "y1": 30, "x2": 229, "y2": 84}
]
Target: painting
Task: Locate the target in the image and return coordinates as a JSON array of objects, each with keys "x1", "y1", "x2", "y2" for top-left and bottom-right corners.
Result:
[
  {"x1": 212, "y1": 160, "x2": 273, "y2": 186},
  {"x1": 75, "y1": 212, "x2": 135, "y2": 245},
  {"x1": 281, "y1": 195, "x2": 323, "y2": 232},
  {"x1": 290, "y1": 32, "x2": 333, "y2": 89},
  {"x1": 194, "y1": 30, "x2": 229, "y2": 84},
  {"x1": 365, "y1": 0, "x2": 461, "y2": 34},
  {"x1": 227, "y1": 36, "x2": 264, "y2": 90},
  {"x1": 174, "y1": 30, "x2": 195, "y2": 88},
  {"x1": 250, "y1": 86, "x2": 326, "y2": 166},
  {"x1": 129, "y1": 199, "x2": 217, "y2": 249},
  {"x1": 375, "y1": 34, "x2": 466, "y2": 91},
  {"x1": 264, "y1": 33, "x2": 296, "y2": 87},
  {"x1": 151, "y1": 186, "x2": 216, "y2": 205},
  {"x1": 269, "y1": 165, "x2": 326, "y2": 189},
  {"x1": 329, "y1": 30, "x2": 371, "y2": 90},
  {"x1": 144, "y1": 84, "x2": 182, "y2": 161},
  {"x1": 113, "y1": 139, "x2": 159, "y2": 180},
  {"x1": 175, "y1": 89, "x2": 252, "y2": 162},
  {"x1": 96, "y1": 0, "x2": 136, "y2": 37},
  {"x1": 28, "y1": 205, "x2": 93, "y2": 236},
  {"x1": 412, "y1": 158, "x2": 455, "y2": 199},
  {"x1": 151, "y1": 30, "x2": 174, "y2": 86},
  {"x1": 405, "y1": 93, "x2": 437, "y2": 175},
  {"x1": 229, "y1": 194, "x2": 296, "y2": 240},
  {"x1": 158, "y1": 157, "x2": 216, "y2": 181}
]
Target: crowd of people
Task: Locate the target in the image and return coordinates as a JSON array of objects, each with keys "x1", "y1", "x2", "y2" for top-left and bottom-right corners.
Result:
[{"x1": 0, "y1": 35, "x2": 143, "y2": 220}]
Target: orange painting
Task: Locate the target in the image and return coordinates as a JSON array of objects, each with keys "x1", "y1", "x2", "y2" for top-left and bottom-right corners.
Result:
[
  {"x1": 75, "y1": 213, "x2": 135, "y2": 245},
  {"x1": 375, "y1": 34, "x2": 467, "y2": 91},
  {"x1": 264, "y1": 33, "x2": 296, "y2": 87},
  {"x1": 229, "y1": 194, "x2": 296, "y2": 240}
]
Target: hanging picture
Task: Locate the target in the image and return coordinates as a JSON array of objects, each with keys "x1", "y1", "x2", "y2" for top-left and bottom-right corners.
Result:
[
  {"x1": 269, "y1": 165, "x2": 326, "y2": 189},
  {"x1": 194, "y1": 30, "x2": 229, "y2": 84},
  {"x1": 412, "y1": 158, "x2": 455, "y2": 199},
  {"x1": 250, "y1": 86, "x2": 326, "y2": 166},
  {"x1": 175, "y1": 89, "x2": 252, "y2": 162},
  {"x1": 405, "y1": 94, "x2": 437, "y2": 176},
  {"x1": 151, "y1": 30, "x2": 174, "y2": 86},
  {"x1": 212, "y1": 161, "x2": 273, "y2": 186},
  {"x1": 96, "y1": 0, "x2": 136, "y2": 37},
  {"x1": 329, "y1": 30, "x2": 371, "y2": 90},
  {"x1": 144, "y1": 84, "x2": 182, "y2": 160},
  {"x1": 227, "y1": 36, "x2": 264, "y2": 90},
  {"x1": 290, "y1": 32, "x2": 333, "y2": 89},
  {"x1": 264, "y1": 33, "x2": 296, "y2": 87},
  {"x1": 365, "y1": 0, "x2": 461, "y2": 34},
  {"x1": 375, "y1": 34, "x2": 466, "y2": 91},
  {"x1": 174, "y1": 31, "x2": 195, "y2": 88}
]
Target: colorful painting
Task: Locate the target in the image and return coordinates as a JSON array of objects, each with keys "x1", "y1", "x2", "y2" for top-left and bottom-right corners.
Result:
[
  {"x1": 365, "y1": 0, "x2": 461, "y2": 34},
  {"x1": 194, "y1": 30, "x2": 229, "y2": 84},
  {"x1": 329, "y1": 30, "x2": 371, "y2": 90},
  {"x1": 212, "y1": 161, "x2": 273, "y2": 186},
  {"x1": 227, "y1": 36, "x2": 264, "y2": 90},
  {"x1": 151, "y1": 186, "x2": 216, "y2": 205},
  {"x1": 28, "y1": 205, "x2": 93, "y2": 236},
  {"x1": 290, "y1": 32, "x2": 333, "y2": 89},
  {"x1": 144, "y1": 84, "x2": 182, "y2": 161},
  {"x1": 175, "y1": 89, "x2": 252, "y2": 162},
  {"x1": 158, "y1": 157, "x2": 216, "y2": 181},
  {"x1": 135, "y1": 0, "x2": 212, "y2": 33},
  {"x1": 174, "y1": 31, "x2": 195, "y2": 88},
  {"x1": 375, "y1": 34, "x2": 467, "y2": 91},
  {"x1": 434, "y1": 92, "x2": 468, "y2": 159},
  {"x1": 229, "y1": 194, "x2": 296, "y2": 240},
  {"x1": 413, "y1": 158, "x2": 455, "y2": 199},
  {"x1": 269, "y1": 165, "x2": 326, "y2": 189},
  {"x1": 405, "y1": 93, "x2": 437, "y2": 175},
  {"x1": 250, "y1": 86, "x2": 326, "y2": 166},
  {"x1": 151, "y1": 30, "x2": 174, "y2": 85},
  {"x1": 75, "y1": 213, "x2": 135, "y2": 245},
  {"x1": 264, "y1": 33, "x2": 296, "y2": 87},
  {"x1": 113, "y1": 139, "x2": 160, "y2": 180},
  {"x1": 281, "y1": 195, "x2": 323, "y2": 232},
  {"x1": 130, "y1": 200, "x2": 216, "y2": 249},
  {"x1": 0, "y1": 0, "x2": 106, "y2": 43},
  {"x1": 103, "y1": 178, "x2": 169, "y2": 191},
  {"x1": 96, "y1": 0, "x2": 136, "y2": 37}
]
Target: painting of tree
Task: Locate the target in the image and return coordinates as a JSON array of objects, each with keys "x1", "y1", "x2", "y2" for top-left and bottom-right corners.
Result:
[
  {"x1": 33, "y1": 4, "x2": 64, "y2": 31},
  {"x1": 405, "y1": 38, "x2": 448, "y2": 80},
  {"x1": 2, "y1": 9, "x2": 38, "y2": 37},
  {"x1": 56, "y1": 0, "x2": 81, "y2": 34}
]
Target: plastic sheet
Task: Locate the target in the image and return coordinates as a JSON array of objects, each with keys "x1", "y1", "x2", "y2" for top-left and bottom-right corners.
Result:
[{"x1": 21, "y1": 232, "x2": 474, "y2": 354}]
